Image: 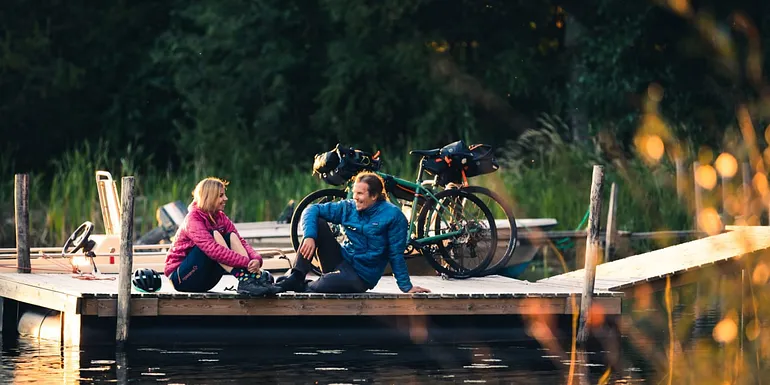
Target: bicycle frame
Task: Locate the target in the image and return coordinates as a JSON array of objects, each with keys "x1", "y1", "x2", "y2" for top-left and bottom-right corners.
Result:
[{"x1": 332, "y1": 155, "x2": 484, "y2": 249}]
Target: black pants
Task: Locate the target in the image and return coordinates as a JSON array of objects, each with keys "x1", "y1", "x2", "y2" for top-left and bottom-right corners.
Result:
[
  {"x1": 169, "y1": 232, "x2": 231, "y2": 292},
  {"x1": 295, "y1": 218, "x2": 369, "y2": 293}
]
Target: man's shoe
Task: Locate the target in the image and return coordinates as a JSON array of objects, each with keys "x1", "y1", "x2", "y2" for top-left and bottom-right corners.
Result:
[
  {"x1": 273, "y1": 272, "x2": 307, "y2": 293},
  {"x1": 236, "y1": 273, "x2": 271, "y2": 296}
]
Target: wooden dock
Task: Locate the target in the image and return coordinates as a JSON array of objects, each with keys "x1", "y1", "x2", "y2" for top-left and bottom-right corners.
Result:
[
  {"x1": 3, "y1": 225, "x2": 770, "y2": 347},
  {"x1": 538, "y1": 225, "x2": 770, "y2": 292},
  {"x1": 0, "y1": 273, "x2": 622, "y2": 346}
]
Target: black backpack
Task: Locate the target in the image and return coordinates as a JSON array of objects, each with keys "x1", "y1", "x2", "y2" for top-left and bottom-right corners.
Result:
[{"x1": 312, "y1": 144, "x2": 381, "y2": 186}]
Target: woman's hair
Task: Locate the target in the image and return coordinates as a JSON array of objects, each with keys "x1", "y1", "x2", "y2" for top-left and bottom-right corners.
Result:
[
  {"x1": 355, "y1": 172, "x2": 387, "y2": 201},
  {"x1": 192, "y1": 177, "x2": 229, "y2": 213}
]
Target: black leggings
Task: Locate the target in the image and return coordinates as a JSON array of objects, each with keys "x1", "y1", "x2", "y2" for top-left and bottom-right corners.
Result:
[
  {"x1": 295, "y1": 219, "x2": 369, "y2": 293},
  {"x1": 169, "y1": 232, "x2": 231, "y2": 292}
]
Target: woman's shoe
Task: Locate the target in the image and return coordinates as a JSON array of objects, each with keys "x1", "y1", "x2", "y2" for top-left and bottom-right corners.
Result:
[{"x1": 236, "y1": 274, "x2": 271, "y2": 296}]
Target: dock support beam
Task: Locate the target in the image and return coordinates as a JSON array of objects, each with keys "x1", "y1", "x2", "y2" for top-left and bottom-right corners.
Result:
[
  {"x1": 578, "y1": 165, "x2": 604, "y2": 344},
  {"x1": 15, "y1": 174, "x2": 30, "y2": 273},
  {"x1": 62, "y1": 297, "x2": 82, "y2": 347},
  {"x1": 116, "y1": 176, "x2": 135, "y2": 345}
]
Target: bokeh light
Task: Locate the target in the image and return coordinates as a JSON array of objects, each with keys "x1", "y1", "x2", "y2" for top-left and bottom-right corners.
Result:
[
  {"x1": 647, "y1": 83, "x2": 664, "y2": 102},
  {"x1": 643, "y1": 135, "x2": 665, "y2": 160},
  {"x1": 714, "y1": 153, "x2": 738, "y2": 177},
  {"x1": 695, "y1": 164, "x2": 718, "y2": 189},
  {"x1": 752, "y1": 173, "x2": 769, "y2": 197},
  {"x1": 752, "y1": 263, "x2": 769, "y2": 285},
  {"x1": 713, "y1": 317, "x2": 738, "y2": 343},
  {"x1": 698, "y1": 207, "x2": 722, "y2": 235}
]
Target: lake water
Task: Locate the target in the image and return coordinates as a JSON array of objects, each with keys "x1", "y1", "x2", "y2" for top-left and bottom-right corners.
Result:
[
  {"x1": 0, "y1": 293, "x2": 753, "y2": 384},
  {"x1": 0, "y1": 331, "x2": 660, "y2": 384}
]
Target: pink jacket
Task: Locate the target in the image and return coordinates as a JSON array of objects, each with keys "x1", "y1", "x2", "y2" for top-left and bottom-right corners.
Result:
[{"x1": 164, "y1": 202, "x2": 262, "y2": 277}]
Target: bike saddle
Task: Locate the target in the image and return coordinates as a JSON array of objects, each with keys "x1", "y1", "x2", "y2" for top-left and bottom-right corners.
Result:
[{"x1": 409, "y1": 148, "x2": 440, "y2": 157}]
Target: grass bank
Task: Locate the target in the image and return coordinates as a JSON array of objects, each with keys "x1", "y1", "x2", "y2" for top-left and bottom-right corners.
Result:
[{"x1": 0, "y1": 139, "x2": 691, "y2": 250}]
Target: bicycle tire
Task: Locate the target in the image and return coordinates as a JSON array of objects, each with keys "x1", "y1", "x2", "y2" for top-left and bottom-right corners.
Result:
[
  {"x1": 289, "y1": 188, "x2": 348, "y2": 276},
  {"x1": 416, "y1": 189, "x2": 497, "y2": 278},
  {"x1": 459, "y1": 186, "x2": 518, "y2": 275}
]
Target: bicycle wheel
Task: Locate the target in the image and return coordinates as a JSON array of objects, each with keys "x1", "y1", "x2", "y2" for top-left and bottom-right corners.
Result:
[
  {"x1": 289, "y1": 188, "x2": 348, "y2": 276},
  {"x1": 416, "y1": 189, "x2": 497, "y2": 278},
  {"x1": 459, "y1": 186, "x2": 518, "y2": 275}
]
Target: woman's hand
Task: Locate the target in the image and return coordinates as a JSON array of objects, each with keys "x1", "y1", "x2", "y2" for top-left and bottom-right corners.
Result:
[
  {"x1": 247, "y1": 259, "x2": 262, "y2": 273},
  {"x1": 408, "y1": 286, "x2": 431, "y2": 293}
]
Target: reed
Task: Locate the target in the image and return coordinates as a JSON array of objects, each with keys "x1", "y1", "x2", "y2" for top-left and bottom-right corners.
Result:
[{"x1": 2, "y1": 140, "x2": 691, "y2": 248}]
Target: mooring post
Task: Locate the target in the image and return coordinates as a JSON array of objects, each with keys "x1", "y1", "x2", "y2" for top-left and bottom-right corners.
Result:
[
  {"x1": 741, "y1": 162, "x2": 751, "y2": 222},
  {"x1": 675, "y1": 157, "x2": 686, "y2": 201},
  {"x1": 14, "y1": 174, "x2": 31, "y2": 273},
  {"x1": 116, "y1": 176, "x2": 135, "y2": 344},
  {"x1": 693, "y1": 162, "x2": 703, "y2": 232},
  {"x1": 604, "y1": 182, "x2": 618, "y2": 262},
  {"x1": 577, "y1": 165, "x2": 604, "y2": 344},
  {"x1": 720, "y1": 174, "x2": 729, "y2": 220}
]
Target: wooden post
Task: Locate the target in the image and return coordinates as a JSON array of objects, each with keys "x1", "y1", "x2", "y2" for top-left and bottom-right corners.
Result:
[
  {"x1": 116, "y1": 349, "x2": 128, "y2": 384},
  {"x1": 742, "y1": 162, "x2": 751, "y2": 222},
  {"x1": 693, "y1": 162, "x2": 703, "y2": 232},
  {"x1": 721, "y1": 174, "x2": 730, "y2": 223},
  {"x1": 676, "y1": 157, "x2": 686, "y2": 200},
  {"x1": 577, "y1": 165, "x2": 604, "y2": 344},
  {"x1": 15, "y1": 174, "x2": 31, "y2": 273},
  {"x1": 604, "y1": 182, "x2": 619, "y2": 262},
  {"x1": 116, "y1": 176, "x2": 135, "y2": 344}
]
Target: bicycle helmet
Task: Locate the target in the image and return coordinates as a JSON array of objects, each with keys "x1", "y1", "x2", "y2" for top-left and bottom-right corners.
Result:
[{"x1": 132, "y1": 268, "x2": 162, "y2": 293}]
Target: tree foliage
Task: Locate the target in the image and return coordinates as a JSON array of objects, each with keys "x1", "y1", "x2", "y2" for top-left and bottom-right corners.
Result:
[{"x1": 2, "y1": 0, "x2": 769, "y2": 176}]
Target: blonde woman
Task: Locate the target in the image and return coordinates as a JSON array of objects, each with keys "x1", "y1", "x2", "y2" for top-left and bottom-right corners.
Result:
[{"x1": 165, "y1": 177, "x2": 273, "y2": 295}]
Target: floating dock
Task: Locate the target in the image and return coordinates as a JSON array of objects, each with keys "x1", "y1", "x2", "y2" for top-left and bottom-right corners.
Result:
[
  {"x1": 0, "y1": 273, "x2": 620, "y2": 346},
  {"x1": 1, "y1": 226, "x2": 769, "y2": 347}
]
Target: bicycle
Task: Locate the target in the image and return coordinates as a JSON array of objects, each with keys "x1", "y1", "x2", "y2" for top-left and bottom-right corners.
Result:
[{"x1": 290, "y1": 142, "x2": 517, "y2": 278}]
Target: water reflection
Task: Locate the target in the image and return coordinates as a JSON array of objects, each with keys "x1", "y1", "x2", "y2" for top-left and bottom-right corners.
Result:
[{"x1": 0, "y1": 336, "x2": 644, "y2": 384}]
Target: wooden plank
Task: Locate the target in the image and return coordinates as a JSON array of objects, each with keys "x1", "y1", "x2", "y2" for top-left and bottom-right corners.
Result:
[
  {"x1": 0, "y1": 278, "x2": 76, "y2": 312},
  {"x1": 96, "y1": 298, "x2": 159, "y2": 317},
  {"x1": 62, "y1": 297, "x2": 82, "y2": 347},
  {"x1": 540, "y1": 226, "x2": 770, "y2": 291},
  {"x1": 88, "y1": 297, "x2": 615, "y2": 316}
]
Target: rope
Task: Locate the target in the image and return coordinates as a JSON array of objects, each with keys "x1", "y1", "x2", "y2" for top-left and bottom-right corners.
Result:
[{"x1": 554, "y1": 208, "x2": 590, "y2": 251}]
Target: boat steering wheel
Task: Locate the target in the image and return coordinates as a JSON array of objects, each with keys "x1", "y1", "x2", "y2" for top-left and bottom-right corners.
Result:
[{"x1": 62, "y1": 221, "x2": 95, "y2": 256}]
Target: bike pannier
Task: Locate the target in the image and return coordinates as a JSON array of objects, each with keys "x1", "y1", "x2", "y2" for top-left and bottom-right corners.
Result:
[
  {"x1": 465, "y1": 144, "x2": 499, "y2": 177},
  {"x1": 312, "y1": 150, "x2": 340, "y2": 175}
]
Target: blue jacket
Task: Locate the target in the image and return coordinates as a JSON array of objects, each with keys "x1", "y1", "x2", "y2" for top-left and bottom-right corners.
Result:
[{"x1": 301, "y1": 199, "x2": 413, "y2": 292}]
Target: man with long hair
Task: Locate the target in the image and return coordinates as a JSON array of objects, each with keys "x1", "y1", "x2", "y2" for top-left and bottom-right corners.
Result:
[{"x1": 276, "y1": 172, "x2": 430, "y2": 294}]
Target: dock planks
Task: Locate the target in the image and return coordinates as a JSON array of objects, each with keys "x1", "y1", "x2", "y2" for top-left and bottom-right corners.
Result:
[
  {"x1": 540, "y1": 226, "x2": 770, "y2": 291},
  {"x1": 0, "y1": 273, "x2": 621, "y2": 319}
]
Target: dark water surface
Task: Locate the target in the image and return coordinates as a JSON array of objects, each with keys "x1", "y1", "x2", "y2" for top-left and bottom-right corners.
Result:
[{"x1": 0, "y1": 334, "x2": 657, "y2": 384}]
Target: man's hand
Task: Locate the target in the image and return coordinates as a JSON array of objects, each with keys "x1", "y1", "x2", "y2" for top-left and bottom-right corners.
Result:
[
  {"x1": 247, "y1": 259, "x2": 262, "y2": 274},
  {"x1": 298, "y1": 238, "x2": 316, "y2": 261},
  {"x1": 408, "y1": 286, "x2": 431, "y2": 293}
]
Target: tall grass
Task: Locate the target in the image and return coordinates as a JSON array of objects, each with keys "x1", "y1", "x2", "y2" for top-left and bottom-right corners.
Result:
[{"x1": 1, "y1": 135, "x2": 691, "y2": 250}]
